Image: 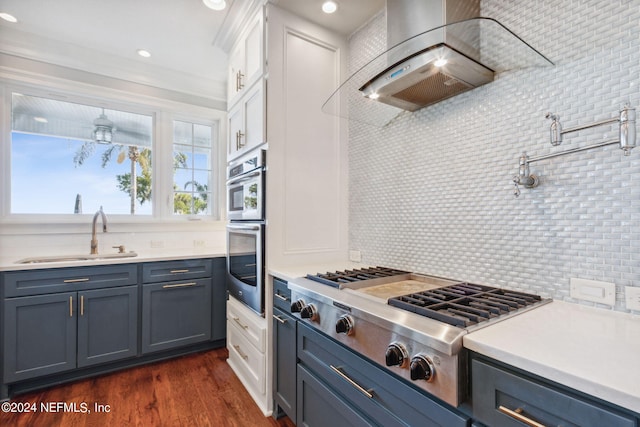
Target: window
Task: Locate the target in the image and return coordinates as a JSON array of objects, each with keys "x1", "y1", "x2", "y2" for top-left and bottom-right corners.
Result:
[
  {"x1": 5, "y1": 87, "x2": 221, "y2": 221},
  {"x1": 11, "y1": 93, "x2": 153, "y2": 215},
  {"x1": 173, "y1": 121, "x2": 214, "y2": 216}
]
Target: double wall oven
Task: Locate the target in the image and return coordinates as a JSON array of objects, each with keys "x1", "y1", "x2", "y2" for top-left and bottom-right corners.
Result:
[{"x1": 226, "y1": 149, "x2": 266, "y2": 315}]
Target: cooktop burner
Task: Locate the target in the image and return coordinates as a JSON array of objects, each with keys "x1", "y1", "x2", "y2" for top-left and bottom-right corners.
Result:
[
  {"x1": 306, "y1": 266, "x2": 410, "y2": 288},
  {"x1": 388, "y1": 282, "x2": 543, "y2": 328}
]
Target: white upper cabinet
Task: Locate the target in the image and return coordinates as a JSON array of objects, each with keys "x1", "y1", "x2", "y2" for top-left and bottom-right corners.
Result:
[
  {"x1": 227, "y1": 79, "x2": 265, "y2": 160},
  {"x1": 227, "y1": 10, "x2": 265, "y2": 109}
]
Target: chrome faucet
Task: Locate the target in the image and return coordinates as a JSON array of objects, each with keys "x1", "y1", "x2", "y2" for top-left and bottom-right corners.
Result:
[{"x1": 90, "y1": 206, "x2": 108, "y2": 254}]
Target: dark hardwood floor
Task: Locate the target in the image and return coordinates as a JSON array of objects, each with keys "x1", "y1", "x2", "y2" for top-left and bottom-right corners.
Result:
[{"x1": 1, "y1": 348, "x2": 296, "y2": 427}]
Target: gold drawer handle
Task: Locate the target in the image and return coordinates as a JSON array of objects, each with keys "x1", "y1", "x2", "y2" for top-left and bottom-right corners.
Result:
[
  {"x1": 330, "y1": 365, "x2": 373, "y2": 399},
  {"x1": 498, "y1": 405, "x2": 547, "y2": 427},
  {"x1": 272, "y1": 314, "x2": 288, "y2": 324},
  {"x1": 232, "y1": 317, "x2": 249, "y2": 329},
  {"x1": 274, "y1": 293, "x2": 290, "y2": 302},
  {"x1": 64, "y1": 278, "x2": 90, "y2": 283},
  {"x1": 233, "y1": 344, "x2": 248, "y2": 360},
  {"x1": 162, "y1": 282, "x2": 197, "y2": 289},
  {"x1": 170, "y1": 269, "x2": 190, "y2": 273}
]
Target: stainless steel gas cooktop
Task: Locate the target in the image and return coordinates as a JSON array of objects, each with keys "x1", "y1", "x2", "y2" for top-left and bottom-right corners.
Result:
[{"x1": 292, "y1": 266, "x2": 551, "y2": 406}]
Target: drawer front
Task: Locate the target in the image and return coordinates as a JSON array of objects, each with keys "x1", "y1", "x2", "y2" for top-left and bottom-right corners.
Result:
[
  {"x1": 298, "y1": 323, "x2": 469, "y2": 427},
  {"x1": 4, "y1": 264, "x2": 138, "y2": 297},
  {"x1": 227, "y1": 296, "x2": 266, "y2": 352},
  {"x1": 227, "y1": 319, "x2": 266, "y2": 395},
  {"x1": 472, "y1": 359, "x2": 636, "y2": 427},
  {"x1": 141, "y1": 259, "x2": 213, "y2": 283},
  {"x1": 273, "y1": 277, "x2": 291, "y2": 312}
]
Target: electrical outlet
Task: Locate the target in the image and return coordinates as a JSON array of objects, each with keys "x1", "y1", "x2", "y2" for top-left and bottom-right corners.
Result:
[
  {"x1": 625, "y1": 287, "x2": 640, "y2": 311},
  {"x1": 570, "y1": 278, "x2": 615, "y2": 306},
  {"x1": 193, "y1": 240, "x2": 205, "y2": 248},
  {"x1": 349, "y1": 250, "x2": 362, "y2": 262},
  {"x1": 150, "y1": 240, "x2": 164, "y2": 249}
]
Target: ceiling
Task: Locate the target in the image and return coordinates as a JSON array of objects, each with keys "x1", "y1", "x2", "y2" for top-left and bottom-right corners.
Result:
[{"x1": 0, "y1": 0, "x2": 384, "y2": 101}]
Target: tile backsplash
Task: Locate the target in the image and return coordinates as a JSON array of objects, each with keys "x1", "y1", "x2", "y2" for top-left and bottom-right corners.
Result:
[{"x1": 348, "y1": 1, "x2": 640, "y2": 311}]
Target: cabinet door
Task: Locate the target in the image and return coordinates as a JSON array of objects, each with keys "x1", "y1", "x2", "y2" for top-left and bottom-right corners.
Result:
[
  {"x1": 227, "y1": 43, "x2": 244, "y2": 105},
  {"x1": 77, "y1": 286, "x2": 138, "y2": 368},
  {"x1": 228, "y1": 100, "x2": 244, "y2": 160},
  {"x1": 141, "y1": 278, "x2": 212, "y2": 354},
  {"x1": 242, "y1": 11, "x2": 264, "y2": 92},
  {"x1": 297, "y1": 365, "x2": 373, "y2": 427},
  {"x1": 227, "y1": 8, "x2": 264, "y2": 108},
  {"x1": 3, "y1": 293, "x2": 76, "y2": 382},
  {"x1": 273, "y1": 307, "x2": 296, "y2": 421},
  {"x1": 243, "y1": 81, "x2": 265, "y2": 152}
]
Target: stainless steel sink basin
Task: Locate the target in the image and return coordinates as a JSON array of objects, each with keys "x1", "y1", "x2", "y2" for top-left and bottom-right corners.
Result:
[{"x1": 16, "y1": 251, "x2": 138, "y2": 264}]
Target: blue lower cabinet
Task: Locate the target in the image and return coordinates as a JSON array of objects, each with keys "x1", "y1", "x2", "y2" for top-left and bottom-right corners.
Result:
[
  {"x1": 2, "y1": 258, "x2": 226, "y2": 400},
  {"x1": 297, "y1": 364, "x2": 375, "y2": 427},
  {"x1": 141, "y1": 278, "x2": 212, "y2": 354},
  {"x1": 472, "y1": 357, "x2": 637, "y2": 427},
  {"x1": 77, "y1": 285, "x2": 138, "y2": 368},
  {"x1": 296, "y1": 322, "x2": 470, "y2": 427},
  {"x1": 3, "y1": 285, "x2": 139, "y2": 383},
  {"x1": 3, "y1": 292, "x2": 77, "y2": 382}
]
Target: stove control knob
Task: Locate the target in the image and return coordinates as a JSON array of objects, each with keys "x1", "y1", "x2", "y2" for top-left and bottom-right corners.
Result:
[
  {"x1": 335, "y1": 315, "x2": 354, "y2": 335},
  {"x1": 300, "y1": 304, "x2": 318, "y2": 320},
  {"x1": 385, "y1": 343, "x2": 408, "y2": 367},
  {"x1": 290, "y1": 299, "x2": 306, "y2": 313},
  {"x1": 410, "y1": 355, "x2": 435, "y2": 382}
]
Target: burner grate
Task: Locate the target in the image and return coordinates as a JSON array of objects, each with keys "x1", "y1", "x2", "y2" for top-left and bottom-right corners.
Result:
[
  {"x1": 306, "y1": 266, "x2": 409, "y2": 288},
  {"x1": 388, "y1": 283, "x2": 542, "y2": 327}
]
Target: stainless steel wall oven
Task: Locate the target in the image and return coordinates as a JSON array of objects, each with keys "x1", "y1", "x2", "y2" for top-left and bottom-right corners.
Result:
[{"x1": 226, "y1": 149, "x2": 266, "y2": 315}]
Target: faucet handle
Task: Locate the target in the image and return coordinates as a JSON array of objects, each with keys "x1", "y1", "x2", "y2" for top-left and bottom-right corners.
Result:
[{"x1": 112, "y1": 245, "x2": 126, "y2": 253}]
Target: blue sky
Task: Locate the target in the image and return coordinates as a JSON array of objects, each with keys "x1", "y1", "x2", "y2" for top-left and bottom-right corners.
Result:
[{"x1": 11, "y1": 132, "x2": 152, "y2": 215}]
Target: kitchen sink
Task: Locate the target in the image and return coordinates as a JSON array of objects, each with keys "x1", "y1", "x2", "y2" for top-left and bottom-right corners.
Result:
[{"x1": 16, "y1": 251, "x2": 138, "y2": 264}]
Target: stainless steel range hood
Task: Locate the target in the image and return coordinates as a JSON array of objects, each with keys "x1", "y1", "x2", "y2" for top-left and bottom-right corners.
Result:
[{"x1": 322, "y1": 0, "x2": 553, "y2": 126}]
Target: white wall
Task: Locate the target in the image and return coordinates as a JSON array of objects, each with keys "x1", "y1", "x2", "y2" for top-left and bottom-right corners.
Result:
[{"x1": 348, "y1": 0, "x2": 640, "y2": 312}]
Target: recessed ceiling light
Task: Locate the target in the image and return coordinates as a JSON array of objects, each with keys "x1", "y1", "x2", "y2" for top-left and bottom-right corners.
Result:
[
  {"x1": 0, "y1": 12, "x2": 18, "y2": 23},
  {"x1": 322, "y1": 1, "x2": 338, "y2": 14},
  {"x1": 202, "y1": 0, "x2": 226, "y2": 11},
  {"x1": 137, "y1": 49, "x2": 151, "y2": 58},
  {"x1": 34, "y1": 117, "x2": 48, "y2": 123}
]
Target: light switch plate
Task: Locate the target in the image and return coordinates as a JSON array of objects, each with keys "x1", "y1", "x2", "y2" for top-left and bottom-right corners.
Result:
[
  {"x1": 570, "y1": 278, "x2": 615, "y2": 306},
  {"x1": 625, "y1": 286, "x2": 640, "y2": 311}
]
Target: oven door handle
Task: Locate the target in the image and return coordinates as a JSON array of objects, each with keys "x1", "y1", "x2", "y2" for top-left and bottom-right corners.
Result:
[
  {"x1": 226, "y1": 170, "x2": 262, "y2": 186},
  {"x1": 227, "y1": 224, "x2": 261, "y2": 231}
]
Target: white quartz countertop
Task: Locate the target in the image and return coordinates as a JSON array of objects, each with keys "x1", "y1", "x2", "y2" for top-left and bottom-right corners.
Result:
[
  {"x1": 0, "y1": 248, "x2": 226, "y2": 271},
  {"x1": 464, "y1": 300, "x2": 640, "y2": 414}
]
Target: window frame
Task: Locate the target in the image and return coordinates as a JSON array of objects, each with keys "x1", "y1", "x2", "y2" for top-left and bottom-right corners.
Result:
[{"x1": 0, "y1": 78, "x2": 226, "y2": 228}]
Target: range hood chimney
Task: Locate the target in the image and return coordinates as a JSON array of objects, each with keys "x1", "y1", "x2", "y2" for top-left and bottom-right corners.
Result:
[
  {"x1": 322, "y1": 0, "x2": 553, "y2": 126},
  {"x1": 362, "y1": 0, "x2": 491, "y2": 111}
]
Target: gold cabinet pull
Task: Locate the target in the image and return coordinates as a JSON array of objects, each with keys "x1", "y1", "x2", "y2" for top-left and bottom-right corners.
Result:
[
  {"x1": 169, "y1": 269, "x2": 189, "y2": 273},
  {"x1": 233, "y1": 344, "x2": 248, "y2": 360},
  {"x1": 330, "y1": 365, "x2": 374, "y2": 399},
  {"x1": 498, "y1": 405, "x2": 547, "y2": 427},
  {"x1": 236, "y1": 70, "x2": 244, "y2": 91},
  {"x1": 64, "y1": 278, "x2": 90, "y2": 283},
  {"x1": 232, "y1": 317, "x2": 248, "y2": 329},
  {"x1": 69, "y1": 296, "x2": 73, "y2": 317},
  {"x1": 272, "y1": 314, "x2": 288, "y2": 324},
  {"x1": 80, "y1": 295, "x2": 84, "y2": 316},
  {"x1": 162, "y1": 282, "x2": 197, "y2": 289},
  {"x1": 274, "y1": 293, "x2": 290, "y2": 302}
]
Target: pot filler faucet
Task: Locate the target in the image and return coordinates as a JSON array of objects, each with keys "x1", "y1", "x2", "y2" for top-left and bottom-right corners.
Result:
[{"x1": 90, "y1": 206, "x2": 108, "y2": 254}]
